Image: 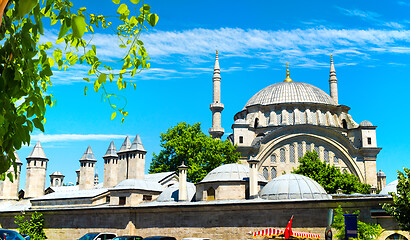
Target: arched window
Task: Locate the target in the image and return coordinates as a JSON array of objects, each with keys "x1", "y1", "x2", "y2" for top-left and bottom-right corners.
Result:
[
  {"x1": 254, "y1": 118, "x2": 259, "y2": 128},
  {"x1": 289, "y1": 144, "x2": 295, "y2": 163},
  {"x1": 263, "y1": 167, "x2": 269, "y2": 180},
  {"x1": 387, "y1": 233, "x2": 408, "y2": 240},
  {"x1": 297, "y1": 142, "x2": 303, "y2": 159},
  {"x1": 270, "y1": 154, "x2": 276, "y2": 163},
  {"x1": 280, "y1": 148, "x2": 285, "y2": 162},
  {"x1": 342, "y1": 119, "x2": 348, "y2": 129},
  {"x1": 324, "y1": 150, "x2": 330, "y2": 163},
  {"x1": 271, "y1": 167, "x2": 277, "y2": 179},
  {"x1": 207, "y1": 187, "x2": 215, "y2": 201}
]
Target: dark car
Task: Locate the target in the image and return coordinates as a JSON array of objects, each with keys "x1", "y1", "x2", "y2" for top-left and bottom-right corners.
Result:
[
  {"x1": 77, "y1": 232, "x2": 117, "y2": 240},
  {"x1": 113, "y1": 236, "x2": 143, "y2": 240},
  {"x1": 0, "y1": 229, "x2": 25, "y2": 240},
  {"x1": 143, "y1": 237, "x2": 176, "y2": 240}
]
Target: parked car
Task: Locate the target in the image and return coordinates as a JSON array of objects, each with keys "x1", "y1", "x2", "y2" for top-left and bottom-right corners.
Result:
[
  {"x1": 0, "y1": 229, "x2": 25, "y2": 240},
  {"x1": 113, "y1": 236, "x2": 143, "y2": 240},
  {"x1": 143, "y1": 237, "x2": 176, "y2": 240},
  {"x1": 77, "y1": 232, "x2": 117, "y2": 240}
]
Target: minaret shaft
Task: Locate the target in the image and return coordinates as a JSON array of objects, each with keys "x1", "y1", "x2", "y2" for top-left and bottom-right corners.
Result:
[
  {"x1": 209, "y1": 50, "x2": 225, "y2": 139},
  {"x1": 329, "y1": 55, "x2": 338, "y2": 105}
]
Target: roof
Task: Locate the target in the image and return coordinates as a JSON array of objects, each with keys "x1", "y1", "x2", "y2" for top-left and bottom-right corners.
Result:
[
  {"x1": 0, "y1": 199, "x2": 31, "y2": 212},
  {"x1": 156, "y1": 182, "x2": 196, "y2": 202},
  {"x1": 14, "y1": 151, "x2": 22, "y2": 163},
  {"x1": 80, "y1": 146, "x2": 97, "y2": 162},
  {"x1": 112, "y1": 179, "x2": 164, "y2": 192},
  {"x1": 118, "y1": 136, "x2": 131, "y2": 153},
  {"x1": 50, "y1": 171, "x2": 64, "y2": 177},
  {"x1": 259, "y1": 173, "x2": 330, "y2": 200},
  {"x1": 27, "y1": 141, "x2": 48, "y2": 159},
  {"x1": 360, "y1": 120, "x2": 373, "y2": 127},
  {"x1": 244, "y1": 81, "x2": 336, "y2": 109},
  {"x1": 31, "y1": 188, "x2": 108, "y2": 201},
  {"x1": 129, "y1": 134, "x2": 146, "y2": 152},
  {"x1": 145, "y1": 172, "x2": 177, "y2": 184},
  {"x1": 379, "y1": 180, "x2": 398, "y2": 195},
  {"x1": 47, "y1": 185, "x2": 79, "y2": 193},
  {"x1": 104, "y1": 141, "x2": 118, "y2": 158},
  {"x1": 200, "y1": 163, "x2": 267, "y2": 183}
]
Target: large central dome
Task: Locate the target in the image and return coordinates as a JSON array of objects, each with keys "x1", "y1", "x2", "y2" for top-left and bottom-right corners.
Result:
[{"x1": 245, "y1": 81, "x2": 336, "y2": 108}]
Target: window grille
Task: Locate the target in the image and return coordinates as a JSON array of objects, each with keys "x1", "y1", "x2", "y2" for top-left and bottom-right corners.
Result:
[
  {"x1": 298, "y1": 142, "x2": 303, "y2": 159},
  {"x1": 280, "y1": 148, "x2": 285, "y2": 162},
  {"x1": 271, "y1": 154, "x2": 276, "y2": 163},
  {"x1": 324, "y1": 149, "x2": 330, "y2": 163},
  {"x1": 271, "y1": 167, "x2": 277, "y2": 179},
  {"x1": 263, "y1": 167, "x2": 269, "y2": 180},
  {"x1": 290, "y1": 144, "x2": 295, "y2": 163}
]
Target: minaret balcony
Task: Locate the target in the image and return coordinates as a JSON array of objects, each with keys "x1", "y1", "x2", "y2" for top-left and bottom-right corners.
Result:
[{"x1": 210, "y1": 103, "x2": 224, "y2": 111}]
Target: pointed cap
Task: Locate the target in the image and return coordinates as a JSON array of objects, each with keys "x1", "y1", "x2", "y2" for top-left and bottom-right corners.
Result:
[
  {"x1": 14, "y1": 151, "x2": 22, "y2": 164},
  {"x1": 329, "y1": 54, "x2": 337, "y2": 82},
  {"x1": 213, "y1": 50, "x2": 221, "y2": 81},
  {"x1": 283, "y1": 63, "x2": 293, "y2": 82},
  {"x1": 27, "y1": 141, "x2": 48, "y2": 160},
  {"x1": 214, "y1": 50, "x2": 220, "y2": 70},
  {"x1": 80, "y1": 145, "x2": 97, "y2": 162},
  {"x1": 130, "y1": 134, "x2": 146, "y2": 152},
  {"x1": 104, "y1": 141, "x2": 118, "y2": 158},
  {"x1": 118, "y1": 136, "x2": 131, "y2": 153}
]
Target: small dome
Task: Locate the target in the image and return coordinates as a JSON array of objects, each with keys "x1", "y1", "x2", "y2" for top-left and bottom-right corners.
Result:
[
  {"x1": 245, "y1": 81, "x2": 336, "y2": 109},
  {"x1": 200, "y1": 163, "x2": 267, "y2": 183},
  {"x1": 259, "y1": 174, "x2": 330, "y2": 200},
  {"x1": 377, "y1": 170, "x2": 386, "y2": 177},
  {"x1": 359, "y1": 120, "x2": 373, "y2": 126},
  {"x1": 379, "y1": 180, "x2": 398, "y2": 195},
  {"x1": 50, "y1": 171, "x2": 64, "y2": 176},
  {"x1": 114, "y1": 179, "x2": 163, "y2": 192},
  {"x1": 156, "y1": 183, "x2": 196, "y2": 202}
]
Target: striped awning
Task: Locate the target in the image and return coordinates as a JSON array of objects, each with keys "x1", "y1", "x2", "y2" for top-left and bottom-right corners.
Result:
[{"x1": 249, "y1": 228, "x2": 320, "y2": 239}]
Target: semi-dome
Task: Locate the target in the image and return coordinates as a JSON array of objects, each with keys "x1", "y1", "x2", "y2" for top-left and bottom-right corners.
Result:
[
  {"x1": 156, "y1": 182, "x2": 196, "y2": 202},
  {"x1": 259, "y1": 173, "x2": 330, "y2": 200},
  {"x1": 114, "y1": 179, "x2": 163, "y2": 192},
  {"x1": 379, "y1": 180, "x2": 398, "y2": 195},
  {"x1": 360, "y1": 120, "x2": 373, "y2": 127},
  {"x1": 245, "y1": 81, "x2": 336, "y2": 108},
  {"x1": 200, "y1": 163, "x2": 266, "y2": 183}
]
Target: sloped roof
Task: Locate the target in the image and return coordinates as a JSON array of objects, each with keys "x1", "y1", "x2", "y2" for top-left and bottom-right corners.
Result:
[
  {"x1": 129, "y1": 134, "x2": 146, "y2": 152},
  {"x1": 32, "y1": 188, "x2": 108, "y2": 201},
  {"x1": 104, "y1": 141, "x2": 118, "y2": 158},
  {"x1": 118, "y1": 136, "x2": 131, "y2": 153},
  {"x1": 113, "y1": 179, "x2": 163, "y2": 192},
  {"x1": 156, "y1": 182, "x2": 196, "y2": 202},
  {"x1": 80, "y1": 146, "x2": 97, "y2": 162},
  {"x1": 27, "y1": 141, "x2": 48, "y2": 159}
]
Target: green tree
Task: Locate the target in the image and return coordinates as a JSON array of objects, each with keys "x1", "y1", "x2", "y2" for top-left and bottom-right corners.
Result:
[
  {"x1": 15, "y1": 211, "x2": 47, "y2": 240},
  {"x1": 333, "y1": 205, "x2": 383, "y2": 240},
  {"x1": 149, "y1": 122, "x2": 240, "y2": 183},
  {"x1": 0, "y1": 0, "x2": 158, "y2": 179},
  {"x1": 292, "y1": 151, "x2": 370, "y2": 194},
  {"x1": 382, "y1": 168, "x2": 410, "y2": 231}
]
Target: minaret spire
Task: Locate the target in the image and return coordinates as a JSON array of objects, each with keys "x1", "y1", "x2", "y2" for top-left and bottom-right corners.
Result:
[
  {"x1": 209, "y1": 50, "x2": 225, "y2": 139},
  {"x1": 329, "y1": 54, "x2": 338, "y2": 104}
]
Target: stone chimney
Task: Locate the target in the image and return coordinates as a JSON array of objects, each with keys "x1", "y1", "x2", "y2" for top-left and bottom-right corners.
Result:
[
  {"x1": 247, "y1": 158, "x2": 259, "y2": 199},
  {"x1": 178, "y1": 162, "x2": 188, "y2": 201}
]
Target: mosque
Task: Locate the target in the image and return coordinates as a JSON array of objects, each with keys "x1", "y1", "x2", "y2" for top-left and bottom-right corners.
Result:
[{"x1": 0, "y1": 52, "x2": 406, "y2": 240}]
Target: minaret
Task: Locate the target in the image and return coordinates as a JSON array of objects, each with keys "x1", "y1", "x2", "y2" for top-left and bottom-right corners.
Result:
[
  {"x1": 117, "y1": 136, "x2": 131, "y2": 183},
  {"x1": 103, "y1": 141, "x2": 119, "y2": 188},
  {"x1": 49, "y1": 171, "x2": 65, "y2": 187},
  {"x1": 127, "y1": 134, "x2": 146, "y2": 179},
  {"x1": 0, "y1": 151, "x2": 23, "y2": 200},
  {"x1": 25, "y1": 141, "x2": 48, "y2": 198},
  {"x1": 329, "y1": 54, "x2": 338, "y2": 105},
  {"x1": 94, "y1": 173, "x2": 99, "y2": 186},
  {"x1": 209, "y1": 50, "x2": 225, "y2": 139},
  {"x1": 79, "y1": 145, "x2": 97, "y2": 190}
]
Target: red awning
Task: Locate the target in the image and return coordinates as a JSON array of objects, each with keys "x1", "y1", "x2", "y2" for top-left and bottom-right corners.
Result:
[{"x1": 249, "y1": 228, "x2": 320, "y2": 239}]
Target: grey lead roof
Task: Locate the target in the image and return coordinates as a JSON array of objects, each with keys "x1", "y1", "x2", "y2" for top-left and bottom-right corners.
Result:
[
  {"x1": 259, "y1": 173, "x2": 330, "y2": 200},
  {"x1": 118, "y1": 136, "x2": 131, "y2": 153},
  {"x1": 112, "y1": 179, "x2": 164, "y2": 192},
  {"x1": 80, "y1": 145, "x2": 97, "y2": 162},
  {"x1": 200, "y1": 163, "x2": 267, "y2": 183},
  {"x1": 379, "y1": 180, "x2": 398, "y2": 195},
  {"x1": 27, "y1": 141, "x2": 48, "y2": 159},
  {"x1": 104, "y1": 141, "x2": 118, "y2": 158},
  {"x1": 129, "y1": 134, "x2": 146, "y2": 152},
  {"x1": 244, "y1": 81, "x2": 336, "y2": 109},
  {"x1": 156, "y1": 182, "x2": 196, "y2": 202}
]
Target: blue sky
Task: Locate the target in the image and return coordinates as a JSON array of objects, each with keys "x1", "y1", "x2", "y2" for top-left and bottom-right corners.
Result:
[{"x1": 15, "y1": 0, "x2": 410, "y2": 188}]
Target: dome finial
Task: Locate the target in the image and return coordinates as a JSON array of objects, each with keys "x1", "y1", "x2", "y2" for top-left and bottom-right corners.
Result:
[{"x1": 284, "y1": 62, "x2": 293, "y2": 82}]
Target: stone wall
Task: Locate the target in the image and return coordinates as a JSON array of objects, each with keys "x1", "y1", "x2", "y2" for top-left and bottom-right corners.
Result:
[{"x1": 0, "y1": 197, "x2": 395, "y2": 240}]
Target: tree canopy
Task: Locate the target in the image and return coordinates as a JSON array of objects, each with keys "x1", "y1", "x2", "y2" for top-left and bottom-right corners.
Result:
[
  {"x1": 0, "y1": 0, "x2": 158, "y2": 179},
  {"x1": 382, "y1": 168, "x2": 410, "y2": 231},
  {"x1": 149, "y1": 122, "x2": 240, "y2": 183},
  {"x1": 292, "y1": 151, "x2": 371, "y2": 194}
]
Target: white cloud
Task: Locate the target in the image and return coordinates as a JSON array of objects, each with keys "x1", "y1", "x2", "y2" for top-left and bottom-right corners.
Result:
[
  {"x1": 31, "y1": 133, "x2": 128, "y2": 143},
  {"x1": 336, "y1": 7, "x2": 404, "y2": 29}
]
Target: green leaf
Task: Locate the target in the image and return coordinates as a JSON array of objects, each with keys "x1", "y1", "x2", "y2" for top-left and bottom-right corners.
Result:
[
  {"x1": 112, "y1": 0, "x2": 120, "y2": 4},
  {"x1": 83, "y1": 78, "x2": 90, "y2": 82},
  {"x1": 97, "y1": 73, "x2": 107, "y2": 84},
  {"x1": 117, "y1": 4, "x2": 128, "y2": 14},
  {"x1": 94, "y1": 80, "x2": 101, "y2": 92},
  {"x1": 58, "y1": 18, "x2": 71, "y2": 40},
  {"x1": 111, "y1": 112, "x2": 117, "y2": 120},
  {"x1": 147, "y1": 13, "x2": 159, "y2": 27},
  {"x1": 130, "y1": 0, "x2": 139, "y2": 4},
  {"x1": 32, "y1": 118, "x2": 44, "y2": 132},
  {"x1": 84, "y1": 86, "x2": 88, "y2": 95}
]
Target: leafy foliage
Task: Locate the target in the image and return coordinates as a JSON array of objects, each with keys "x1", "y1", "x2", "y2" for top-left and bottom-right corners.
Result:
[
  {"x1": 382, "y1": 168, "x2": 410, "y2": 231},
  {"x1": 0, "y1": 0, "x2": 158, "y2": 179},
  {"x1": 292, "y1": 151, "x2": 370, "y2": 194},
  {"x1": 15, "y1": 211, "x2": 47, "y2": 240},
  {"x1": 333, "y1": 205, "x2": 383, "y2": 240},
  {"x1": 149, "y1": 122, "x2": 240, "y2": 183}
]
